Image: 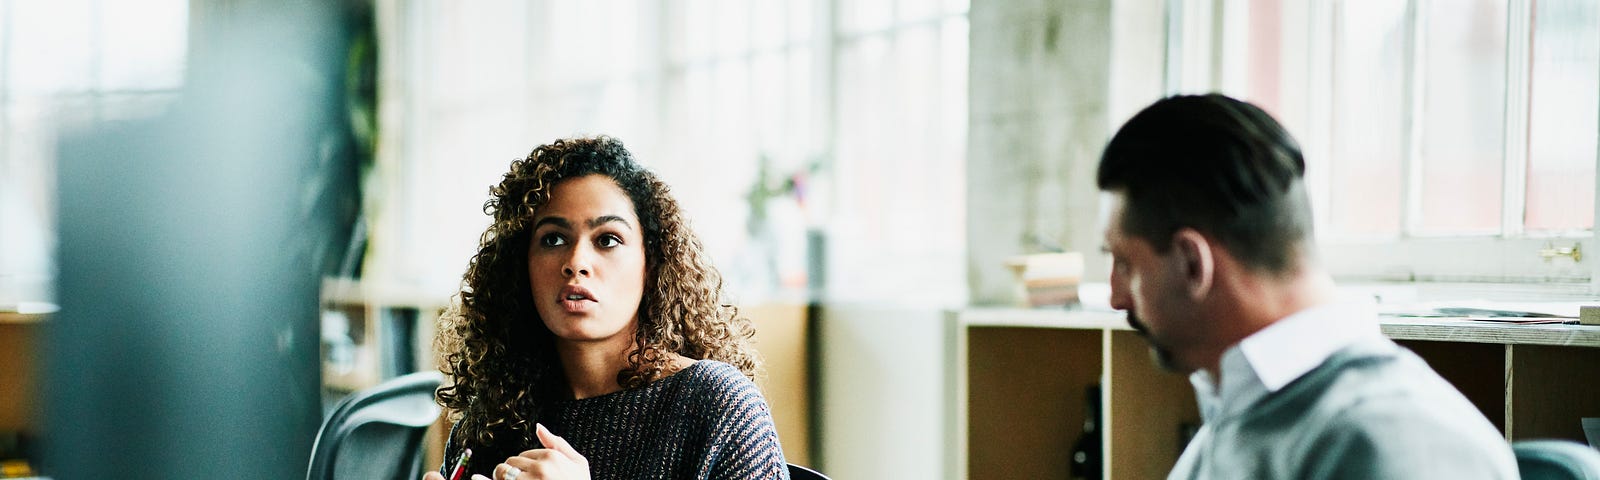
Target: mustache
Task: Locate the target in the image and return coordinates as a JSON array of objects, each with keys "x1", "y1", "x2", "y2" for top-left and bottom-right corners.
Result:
[
  {"x1": 1124, "y1": 310, "x2": 1179, "y2": 372},
  {"x1": 1126, "y1": 310, "x2": 1149, "y2": 336}
]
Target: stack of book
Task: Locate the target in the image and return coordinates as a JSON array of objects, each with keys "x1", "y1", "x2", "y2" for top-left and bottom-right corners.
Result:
[{"x1": 1005, "y1": 252, "x2": 1084, "y2": 308}]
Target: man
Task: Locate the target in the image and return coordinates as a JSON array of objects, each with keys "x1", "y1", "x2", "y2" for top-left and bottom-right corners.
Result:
[{"x1": 1097, "y1": 94, "x2": 1517, "y2": 479}]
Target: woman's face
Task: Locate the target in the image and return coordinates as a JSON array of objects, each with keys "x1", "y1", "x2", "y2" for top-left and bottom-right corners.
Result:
[{"x1": 527, "y1": 174, "x2": 648, "y2": 347}]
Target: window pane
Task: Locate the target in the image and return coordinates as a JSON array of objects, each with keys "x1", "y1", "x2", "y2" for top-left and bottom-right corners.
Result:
[
  {"x1": 682, "y1": 0, "x2": 715, "y2": 64},
  {"x1": 784, "y1": 47, "x2": 815, "y2": 158},
  {"x1": 899, "y1": 0, "x2": 942, "y2": 23},
  {"x1": 1244, "y1": 0, "x2": 1283, "y2": 116},
  {"x1": 1327, "y1": 0, "x2": 1406, "y2": 236},
  {"x1": 99, "y1": 0, "x2": 187, "y2": 90},
  {"x1": 550, "y1": 0, "x2": 637, "y2": 86},
  {"x1": 10, "y1": 0, "x2": 94, "y2": 95},
  {"x1": 786, "y1": 0, "x2": 813, "y2": 44},
  {"x1": 750, "y1": 1, "x2": 782, "y2": 50},
  {"x1": 1415, "y1": 0, "x2": 1505, "y2": 234},
  {"x1": 833, "y1": 35, "x2": 892, "y2": 295},
  {"x1": 940, "y1": 17, "x2": 968, "y2": 182},
  {"x1": 713, "y1": 0, "x2": 747, "y2": 59},
  {"x1": 839, "y1": 0, "x2": 892, "y2": 35},
  {"x1": 946, "y1": 0, "x2": 970, "y2": 16},
  {"x1": 1526, "y1": 0, "x2": 1599, "y2": 231},
  {"x1": 751, "y1": 52, "x2": 784, "y2": 150}
]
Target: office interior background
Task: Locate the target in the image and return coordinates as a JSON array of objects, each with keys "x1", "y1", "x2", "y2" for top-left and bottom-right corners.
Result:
[{"x1": 2, "y1": 0, "x2": 1599, "y2": 479}]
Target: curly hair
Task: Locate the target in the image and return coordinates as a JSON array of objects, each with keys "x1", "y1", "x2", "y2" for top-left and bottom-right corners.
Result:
[{"x1": 434, "y1": 135, "x2": 762, "y2": 454}]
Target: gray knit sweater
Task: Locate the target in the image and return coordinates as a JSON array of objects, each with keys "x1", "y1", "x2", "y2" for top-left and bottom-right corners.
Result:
[{"x1": 440, "y1": 360, "x2": 789, "y2": 480}]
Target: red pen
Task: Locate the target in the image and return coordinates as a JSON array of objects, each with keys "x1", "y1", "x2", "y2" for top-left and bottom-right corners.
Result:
[{"x1": 448, "y1": 448, "x2": 472, "y2": 480}]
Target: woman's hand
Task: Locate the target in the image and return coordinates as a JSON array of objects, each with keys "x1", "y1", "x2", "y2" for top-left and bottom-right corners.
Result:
[
  {"x1": 472, "y1": 423, "x2": 590, "y2": 480},
  {"x1": 422, "y1": 471, "x2": 446, "y2": 480}
]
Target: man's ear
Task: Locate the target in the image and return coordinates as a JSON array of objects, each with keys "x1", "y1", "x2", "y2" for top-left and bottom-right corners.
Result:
[{"x1": 1171, "y1": 228, "x2": 1214, "y2": 301}]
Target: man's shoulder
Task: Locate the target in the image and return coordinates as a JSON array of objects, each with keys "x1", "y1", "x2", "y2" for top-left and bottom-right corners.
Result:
[
  {"x1": 1304, "y1": 338, "x2": 1473, "y2": 413},
  {"x1": 1265, "y1": 339, "x2": 1517, "y2": 478},
  {"x1": 1261, "y1": 338, "x2": 1478, "y2": 426}
]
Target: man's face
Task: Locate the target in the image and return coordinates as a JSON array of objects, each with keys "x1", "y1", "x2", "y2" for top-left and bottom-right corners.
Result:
[{"x1": 1101, "y1": 191, "x2": 1203, "y2": 373}]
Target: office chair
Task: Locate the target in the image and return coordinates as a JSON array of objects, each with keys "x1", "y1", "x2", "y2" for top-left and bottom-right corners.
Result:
[
  {"x1": 1514, "y1": 439, "x2": 1600, "y2": 480},
  {"x1": 787, "y1": 462, "x2": 830, "y2": 480},
  {"x1": 306, "y1": 370, "x2": 444, "y2": 480}
]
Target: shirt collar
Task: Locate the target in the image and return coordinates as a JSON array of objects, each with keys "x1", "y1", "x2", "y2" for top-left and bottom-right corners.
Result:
[{"x1": 1189, "y1": 299, "x2": 1382, "y2": 422}]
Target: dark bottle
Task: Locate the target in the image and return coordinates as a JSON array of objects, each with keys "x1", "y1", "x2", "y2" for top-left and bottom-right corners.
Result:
[{"x1": 1069, "y1": 384, "x2": 1103, "y2": 479}]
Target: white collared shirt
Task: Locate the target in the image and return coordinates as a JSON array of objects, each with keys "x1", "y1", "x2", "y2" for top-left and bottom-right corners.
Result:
[{"x1": 1189, "y1": 299, "x2": 1385, "y2": 423}]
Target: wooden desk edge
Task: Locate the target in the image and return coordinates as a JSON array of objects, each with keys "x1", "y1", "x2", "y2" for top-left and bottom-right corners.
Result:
[
  {"x1": 0, "y1": 312, "x2": 48, "y2": 324},
  {"x1": 953, "y1": 308, "x2": 1600, "y2": 348}
]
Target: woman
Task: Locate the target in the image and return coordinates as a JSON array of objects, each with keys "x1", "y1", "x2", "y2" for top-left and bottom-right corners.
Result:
[{"x1": 423, "y1": 137, "x2": 789, "y2": 480}]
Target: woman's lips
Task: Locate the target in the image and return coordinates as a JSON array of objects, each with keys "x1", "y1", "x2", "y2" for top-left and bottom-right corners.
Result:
[{"x1": 559, "y1": 285, "x2": 596, "y2": 313}]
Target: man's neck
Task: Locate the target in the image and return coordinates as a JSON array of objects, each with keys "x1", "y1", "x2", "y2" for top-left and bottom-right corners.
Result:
[{"x1": 1197, "y1": 263, "x2": 1338, "y2": 387}]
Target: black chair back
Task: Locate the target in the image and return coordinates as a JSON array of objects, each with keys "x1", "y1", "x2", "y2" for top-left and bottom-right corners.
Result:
[
  {"x1": 306, "y1": 371, "x2": 443, "y2": 480},
  {"x1": 1514, "y1": 440, "x2": 1600, "y2": 480}
]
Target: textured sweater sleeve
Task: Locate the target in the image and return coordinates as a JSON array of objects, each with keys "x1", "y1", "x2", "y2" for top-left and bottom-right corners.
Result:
[{"x1": 702, "y1": 366, "x2": 790, "y2": 480}]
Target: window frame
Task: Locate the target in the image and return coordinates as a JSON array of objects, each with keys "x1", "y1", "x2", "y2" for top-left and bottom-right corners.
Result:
[{"x1": 1166, "y1": 0, "x2": 1600, "y2": 289}]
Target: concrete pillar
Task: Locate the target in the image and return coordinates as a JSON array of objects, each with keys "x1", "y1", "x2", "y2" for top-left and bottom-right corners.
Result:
[{"x1": 967, "y1": 0, "x2": 1116, "y2": 305}]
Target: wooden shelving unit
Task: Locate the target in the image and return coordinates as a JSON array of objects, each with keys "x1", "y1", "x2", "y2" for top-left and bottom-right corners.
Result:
[
  {"x1": 0, "y1": 312, "x2": 46, "y2": 436},
  {"x1": 319, "y1": 278, "x2": 453, "y2": 470},
  {"x1": 948, "y1": 308, "x2": 1600, "y2": 480}
]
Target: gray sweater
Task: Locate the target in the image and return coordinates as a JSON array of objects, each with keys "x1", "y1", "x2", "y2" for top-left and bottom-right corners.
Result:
[
  {"x1": 1170, "y1": 337, "x2": 1518, "y2": 479},
  {"x1": 441, "y1": 360, "x2": 789, "y2": 480}
]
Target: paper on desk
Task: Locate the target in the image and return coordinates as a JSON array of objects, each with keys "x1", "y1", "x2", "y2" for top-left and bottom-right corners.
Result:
[
  {"x1": 1461, "y1": 317, "x2": 1578, "y2": 325},
  {"x1": 1377, "y1": 299, "x2": 1584, "y2": 319}
]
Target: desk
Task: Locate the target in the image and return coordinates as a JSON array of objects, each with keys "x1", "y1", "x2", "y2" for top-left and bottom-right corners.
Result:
[{"x1": 948, "y1": 308, "x2": 1600, "y2": 480}]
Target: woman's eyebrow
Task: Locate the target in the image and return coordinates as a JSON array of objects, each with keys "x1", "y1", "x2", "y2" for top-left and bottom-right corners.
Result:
[
  {"x1": 588, "y1": 215, "x2": 632, "y2": 230},
  {"x1": 534, "y1": 216, "x2": 571, "y2": 230}
]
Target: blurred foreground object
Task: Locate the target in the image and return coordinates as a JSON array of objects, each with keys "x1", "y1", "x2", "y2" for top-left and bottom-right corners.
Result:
[{"x1": 47, "y1": 1, "x2": 355, "y2": 479}]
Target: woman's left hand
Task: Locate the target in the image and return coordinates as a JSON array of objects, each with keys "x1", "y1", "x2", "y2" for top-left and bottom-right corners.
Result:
[{"x1": 472, "y1": 423, "x2": 590, "y2": 480}]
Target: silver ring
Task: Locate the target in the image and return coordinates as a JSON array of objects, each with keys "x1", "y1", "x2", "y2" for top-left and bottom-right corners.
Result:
[{"x1": 504, "y1": 466, "x2": 521, "y2": 480}]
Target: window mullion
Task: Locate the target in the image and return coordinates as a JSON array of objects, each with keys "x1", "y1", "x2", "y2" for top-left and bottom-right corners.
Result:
[
  {"x1": 1401, "y1": 0, "x2": 1425, "y2": 238},
  {"x1": 1503, "y1": 0, "x2": 1533, "y2": 238},
  {"x1": 1307, "y1": 0, "x2": 1333, "y2": 242},
  {"x1": 1163, "y1": 0, "x2": 1182, "y2": 94},
  {"x1": 1, "y1": 0, "x2": 10, "y2": 216}
]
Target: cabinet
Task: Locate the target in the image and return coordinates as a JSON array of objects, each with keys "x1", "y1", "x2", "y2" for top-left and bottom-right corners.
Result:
[
  {"x1": 0, "y1": 312, "x2": 46, "y2": 477},
  {"x1": 744, "y1": 303, "x2": 814, "y2": 468},
  {"x1": 0, "y1": 313, "x2": 42, "y2": 435},
  {"x1": 947, "y1": 308, "x2": 1600, "y2": 480}
]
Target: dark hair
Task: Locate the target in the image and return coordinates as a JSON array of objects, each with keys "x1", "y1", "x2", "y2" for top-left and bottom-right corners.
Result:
[
  {"x1": 1097, "y1": 94, "x2": 1312, "y2": 274},
  {"x1": 435, "y1": 136, "x2": 760, "y2": 458}
]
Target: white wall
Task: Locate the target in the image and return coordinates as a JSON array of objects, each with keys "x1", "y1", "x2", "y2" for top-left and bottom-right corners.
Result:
[{"x1": 815, "y1": 303, "x2": 951, "y2": 479}]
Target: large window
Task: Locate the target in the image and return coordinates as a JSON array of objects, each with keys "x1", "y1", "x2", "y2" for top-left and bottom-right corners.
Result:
[
  {"x1": 379, "y1": 0, "x2": 969, "y2": 305},
  {"x1": 1171, "y1": 0, "x2": 1600, "y2": 286},
  {"x1": 828, "y1": 0, "x2": 968, "y2": 304}
]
